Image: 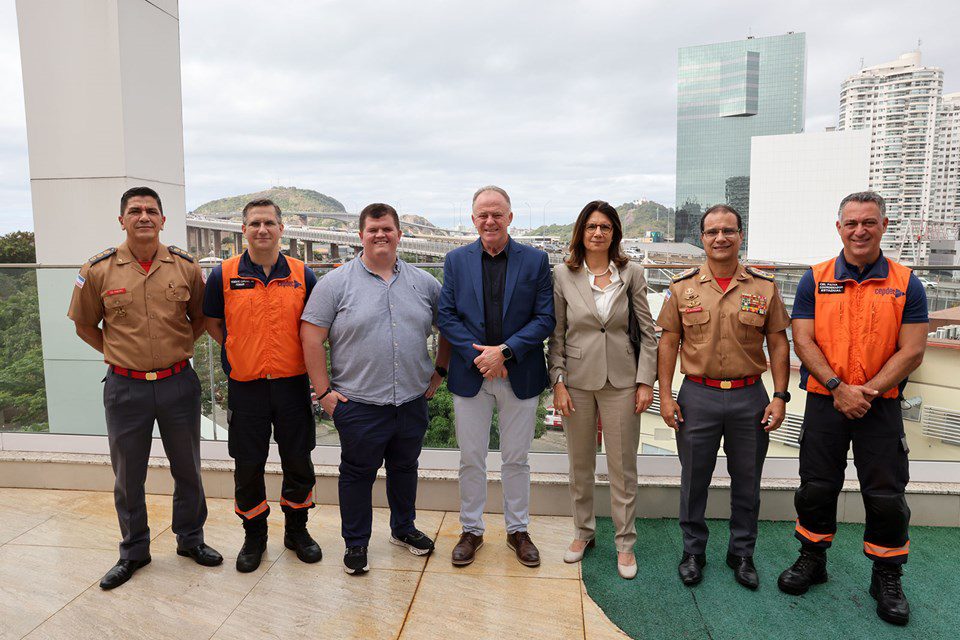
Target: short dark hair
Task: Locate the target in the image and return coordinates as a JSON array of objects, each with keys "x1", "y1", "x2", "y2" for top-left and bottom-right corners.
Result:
[
  {"x1": 699, "y1": 204, "x2": 743, "y2": 234},
  {"x1": 120, "y1": 186, "x2": 162, "y2": 215},
  {"x1": 838, "y1": 191, "x2": 886, "y2": 219},
  {"x1": 564, "y1": 200, "x2": 628, "y2": 271},
  {"x1": 359, "y1": 203, "x2": 401, "y2": 232},
  {"x1": 242, "y1": 198, "x2": 282, "y2": 223}
]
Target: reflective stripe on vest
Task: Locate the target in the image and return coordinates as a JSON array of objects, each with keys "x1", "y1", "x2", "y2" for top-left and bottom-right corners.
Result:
[
  {"x1": 221, "y1": 255, "x2": 308, "y2": 382},
  {"x1": 807, "y1": 257, "x2": 911, "y2": 400}
]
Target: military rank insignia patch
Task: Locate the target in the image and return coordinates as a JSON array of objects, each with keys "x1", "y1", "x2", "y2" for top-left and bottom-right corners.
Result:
[{"x1": 740, "y1": 293, "x2": 767, "y2": 315}]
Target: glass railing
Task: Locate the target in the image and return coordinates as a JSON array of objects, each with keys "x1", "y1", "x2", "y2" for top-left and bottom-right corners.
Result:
[{"x1": 2, "y1": 261, "x2": 959, "y2": 464}]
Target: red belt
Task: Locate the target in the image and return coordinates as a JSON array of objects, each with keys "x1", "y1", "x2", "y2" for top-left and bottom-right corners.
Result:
[
  {"x1": 686, "y1": 375, "x2": 759, "y2": 390},
  {"x1": 111, "y1": 360, "x2": 189, "y2": 381}
]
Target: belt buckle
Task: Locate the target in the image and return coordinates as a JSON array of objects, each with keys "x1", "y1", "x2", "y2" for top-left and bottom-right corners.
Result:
[
  {"x1": 720, "y1": 380, "x2": 732, "y2": 390},
  {"x1": 145, "y1": 372, "x2": 158, "y2": 381}
]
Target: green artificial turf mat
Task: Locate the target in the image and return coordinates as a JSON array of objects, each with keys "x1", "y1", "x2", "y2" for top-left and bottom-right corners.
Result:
[{"x1": 581, "y1": 517, "x2": 959, "y2": 639}]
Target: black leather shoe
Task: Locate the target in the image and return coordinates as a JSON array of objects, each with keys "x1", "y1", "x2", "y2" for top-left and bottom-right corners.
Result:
[
  {"x1": 99, "y1": 557, "x2": 151, "y2": 590},
  {"x1": 726, "y1": 552, "x2": 759, "y2": 590},
  {"x1": 177, "y1": 543, "x2": 224, "y2": 567},
  {"x1": 284, "y1": 529, "x2": 322, "y2": 564},
  {"x1": 678, "y1": 553, "x2": 706, "y2": 586},
  {"x1": 870, "y1": 563, "x2": 910, "y2": 626},
  {"x1": 236, "y1": 535, "x2": 268, "y2": 573},
  {"x1": 778, "y1": 546, "x2": 828, "y2": 595}
]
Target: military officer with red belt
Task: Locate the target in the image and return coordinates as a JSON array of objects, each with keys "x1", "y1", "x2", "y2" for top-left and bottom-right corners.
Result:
[
  {"x1": 69, "y1": 186, "x2": 222, "y2": 590},
  {"x1": 778, "y1": 192, "x2": 928, "y2": 626},
  {"x1": 204, "y1": 198, "x2": 321, "y2": 573},
  {"x1": 657, "y1": 204, "x2": 791, "y2": 590}
]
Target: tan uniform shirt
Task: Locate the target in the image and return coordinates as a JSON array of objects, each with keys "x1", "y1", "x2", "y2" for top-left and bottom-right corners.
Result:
[
  {"x1": 657, "y1": 262, "x2": 790, "y2": 379},
  {"x1": 68, "y1": 242, "x2": 205, "y2": 371}
]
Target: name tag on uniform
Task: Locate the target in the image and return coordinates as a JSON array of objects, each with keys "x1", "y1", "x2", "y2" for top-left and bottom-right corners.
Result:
[
  {"x1": 229, "y1": 278, "x2": 256, "y2": 290},
  {"x1": 104, "y1": 288, "x2": 127, "y2": 296},
  {"x1": 818, "y1": 282, "x2": 845, "y2": 294}
]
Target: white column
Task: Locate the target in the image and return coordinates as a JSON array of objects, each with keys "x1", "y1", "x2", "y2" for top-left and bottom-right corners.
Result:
[{"x1": 17, "y1": 0, "x2": 185, "y2": 434}]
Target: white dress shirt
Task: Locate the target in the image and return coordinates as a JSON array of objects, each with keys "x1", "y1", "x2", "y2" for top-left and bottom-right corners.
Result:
[{"x1": 585, "y1": 261, "x2": 622, "y2": 323}]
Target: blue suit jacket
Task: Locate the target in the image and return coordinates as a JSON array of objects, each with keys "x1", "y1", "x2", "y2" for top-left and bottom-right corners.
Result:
[{"x1": 438, "y1": 238, "x2": 556, "y2": 400}]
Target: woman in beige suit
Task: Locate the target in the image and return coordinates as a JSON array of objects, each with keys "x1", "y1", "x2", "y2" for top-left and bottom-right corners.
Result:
[{"x1": 548, "y1": 200, "x2": 657, "y2": 579}]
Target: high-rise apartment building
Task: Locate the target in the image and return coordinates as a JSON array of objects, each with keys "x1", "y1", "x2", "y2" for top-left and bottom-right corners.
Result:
[
  {"x1": 675, "y1": 32, "x2": 806, "y2": 246},
  {"x1": 933, "y1": 92, "x2": 960, "y2": 232},
  {"x1": 838, "y1": 52, "x2": 945, "y2": 263}
]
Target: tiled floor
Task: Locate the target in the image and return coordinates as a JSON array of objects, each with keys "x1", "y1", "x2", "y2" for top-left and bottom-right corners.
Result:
[{"x1": 0, "y1": 489, "x2": 628, "y2": 640}]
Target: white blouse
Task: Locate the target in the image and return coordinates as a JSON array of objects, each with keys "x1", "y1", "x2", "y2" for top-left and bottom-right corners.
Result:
[{"x1": 584, "y1": 261, "x2": 622, "y2": 323}]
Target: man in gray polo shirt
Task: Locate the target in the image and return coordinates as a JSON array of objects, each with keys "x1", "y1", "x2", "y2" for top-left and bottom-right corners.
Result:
[{"x1": 301, "y1": 203, "x2": 451, "y2": 575}]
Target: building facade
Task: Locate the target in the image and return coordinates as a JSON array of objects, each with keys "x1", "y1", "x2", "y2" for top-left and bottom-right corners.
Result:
[
  {"x1": 674, "y1": 32, "x2": 806, "y2": 246},
  {"x1": 838, "y1": 52, "x2": 947, "y2": 263},
  {"x1": 933, "y1": 92, "x2": 960, "y2": 233}
]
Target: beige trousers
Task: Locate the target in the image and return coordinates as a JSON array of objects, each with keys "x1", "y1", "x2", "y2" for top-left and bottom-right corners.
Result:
[{"x1": 563, "y1": 384, "x2": 640, "y2": 553}]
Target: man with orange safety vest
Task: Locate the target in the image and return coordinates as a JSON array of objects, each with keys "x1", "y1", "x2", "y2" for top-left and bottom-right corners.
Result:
[
  {"x1": 778, "y1": 191, "x2": 928, "y2": 626},
  {"x1": 203, "y1": 198, "x2": 321, "y2": 573}
]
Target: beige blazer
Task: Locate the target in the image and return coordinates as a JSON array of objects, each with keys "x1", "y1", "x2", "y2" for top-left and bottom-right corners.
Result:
[{"x1": 548, "y1": 261, "x2": 658, "y2": 390}]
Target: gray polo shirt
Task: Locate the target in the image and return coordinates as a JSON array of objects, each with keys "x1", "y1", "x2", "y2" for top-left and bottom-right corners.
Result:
[{"x1": 301, "y1": 254, "x2": 441, "y2": 406}]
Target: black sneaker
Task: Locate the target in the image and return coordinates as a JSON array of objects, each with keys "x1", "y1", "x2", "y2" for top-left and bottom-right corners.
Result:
[
  {"x1": 870, "y1": 563, "x2": 910, "y2": 626},
  {"x1": 389, "y1": 529, "x2": 436, "y2": 556},
  {"x1": 777, "y1": 546, "x2": 828, "y2": 595},
  {"x1": 343, "y1": 546, "x2": 369, "y2": 575}
]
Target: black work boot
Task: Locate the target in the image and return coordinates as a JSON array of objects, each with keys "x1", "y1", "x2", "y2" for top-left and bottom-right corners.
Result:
[
  {"x1": 870, "y1": 562, "x2": 910, "y2": 626},
  {"x1": 236, "y1": 531, "x2": 268, "y2": 573},
  {"x1": 284, "y1": 511, "x2": 322, "y2": 564},
  {"x1": 777, "y1": 546, "x2": 828, "y2": 595}
]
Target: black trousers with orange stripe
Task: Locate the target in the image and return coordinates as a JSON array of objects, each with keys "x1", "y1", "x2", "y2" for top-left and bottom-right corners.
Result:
[
  {"x1": 794, "y1": 393, "x2": 911, "y2": 565},
  {"x1": 228, "y1": 374, "x2": 317, "y2": 535}
]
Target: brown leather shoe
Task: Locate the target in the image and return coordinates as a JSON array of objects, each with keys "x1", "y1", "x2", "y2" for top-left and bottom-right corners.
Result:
[
  {"x1": 452, "y1": 532, "x2": 484, "y2": 566},
  {"x1": 506, "y1": 531, "x2": 541, "y2": 567}
]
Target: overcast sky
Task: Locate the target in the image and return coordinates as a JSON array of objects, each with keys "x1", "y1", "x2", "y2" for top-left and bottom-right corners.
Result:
[{"x1": 1, "y1": 0, "x2": 958, "y2": 232}]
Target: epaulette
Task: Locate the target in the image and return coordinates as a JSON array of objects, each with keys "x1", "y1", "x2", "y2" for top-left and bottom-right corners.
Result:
[
  {"x1": 746, "y1": 266, "x2": 775, "y2": 281},
  {"x1": 167, "y1": 246, "x2": 195, "y2": 262},
  {"x1": 87, "y1": 247, "x2": 116, "y2": 266},
  {"x1": 671, "y1": 267, "x2": 699, "y2": 283}
]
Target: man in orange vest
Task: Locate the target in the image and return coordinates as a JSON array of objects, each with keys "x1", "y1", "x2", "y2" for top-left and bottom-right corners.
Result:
[
  {"x1": 778, "y1": 191, "x2": 928, "y2": 626},
  {"x1": 203, "y1": 198, "x2": 321, "y2": 573}
]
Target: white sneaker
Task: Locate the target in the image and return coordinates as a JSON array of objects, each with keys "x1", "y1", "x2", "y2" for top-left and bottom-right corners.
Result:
[{"x1": 563, "y1": 539, "x2": 595, "y2": 564}]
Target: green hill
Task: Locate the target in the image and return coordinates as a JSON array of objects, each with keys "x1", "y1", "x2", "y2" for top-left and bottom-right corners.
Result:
[
  {"x1": 528, "y1": 200, "x2": 673, "y2": 241},
  {"x1": 193, "y1": 186, "x2": 346, "y2": 217}
]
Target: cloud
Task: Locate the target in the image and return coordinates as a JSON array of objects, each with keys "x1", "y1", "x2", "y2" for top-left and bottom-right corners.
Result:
[{"x1": 1, "y1": 0, "x2": 958, "y2": 232}]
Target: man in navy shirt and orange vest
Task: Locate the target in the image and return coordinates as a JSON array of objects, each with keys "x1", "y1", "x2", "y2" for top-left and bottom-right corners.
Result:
[
  {"x1": 203, "y1": 198, "x2": 321, "y2": 572},
  {"x1": 778, "y1": 191, "x2": 928, "y2": 626}
]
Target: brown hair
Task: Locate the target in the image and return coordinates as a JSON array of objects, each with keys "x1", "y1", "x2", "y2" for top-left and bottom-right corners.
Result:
[
  {"x1": 242, "y1": 198, "x2": 282, "y2": 223},
  {"x1": 359, "y1": 203, "x2": 401, "y2": 231},
  {"x1": 564, "y1": 200, "x2": 628, "y2": 271}
]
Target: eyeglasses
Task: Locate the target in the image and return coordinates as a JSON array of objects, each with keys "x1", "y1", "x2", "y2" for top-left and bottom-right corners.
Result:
[
  {"x1": 585, "y1": 223, "x2": 613, "y2": 235},
  {"x1": 702, "y1": 227, "x2": 741, "y2": 239}
]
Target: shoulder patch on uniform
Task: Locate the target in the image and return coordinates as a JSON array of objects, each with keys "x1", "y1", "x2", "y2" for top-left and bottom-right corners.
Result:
[
  {"x1": 746, "y1": 266, "x2": 775, "y2": 281},
  {"x1": 671, "y1": 267, "x2": 699, "y2": 283},
  {"x1": 87, "y1": 247, "x2": 116, "y2": 266},
  {"x1": 167, "y1": 246, "x2": 195, "y2": 262}
]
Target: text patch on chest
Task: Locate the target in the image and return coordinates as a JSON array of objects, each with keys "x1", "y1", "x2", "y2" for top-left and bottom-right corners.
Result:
[
  {"x1": 230, "y1": 278, "x2": 256, "y2": 290},
  {"x1": 818, "y1": 282, "x2": 845, "y2": 295}
]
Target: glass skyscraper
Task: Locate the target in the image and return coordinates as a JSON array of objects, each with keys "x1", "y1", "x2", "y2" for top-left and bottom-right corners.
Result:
[{"x1": 675, "y1": 33, "x2": 806, "y2": 246}]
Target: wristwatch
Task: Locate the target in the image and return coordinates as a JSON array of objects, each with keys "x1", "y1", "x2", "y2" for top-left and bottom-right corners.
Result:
[
  {"x1": 500, "y1": 345, "x2": 514, "y2": 361},
  {"x1": 773, "y1": 391, "x2": 791, "y2": 403},
  {"x1": 434, "y1": 366, "x2": 447, "y2": 378},
  {"x1": 825, "y1": 377, "x2": 842, "y2": 391}
]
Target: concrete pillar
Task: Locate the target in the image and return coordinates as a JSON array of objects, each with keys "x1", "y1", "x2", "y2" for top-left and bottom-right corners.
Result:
[
  {"x1": 304, "y1": 241, "x2": 314, "y2": 262},
  {"x1": 330, "y1": 243, "x2": 340, "y2": 260},
  {"x1": 186, "y1": 226, "x2": 199, "y2": 255},
  {"x1": 288, "y1": 238, "x2": 300, "y2": 259},
  {"x1": 233, "y1": 232, "x2": 243, "y2": 256},
  {"x1": 18, "y1": 0, "x2": 186, "y2": 435},
  {"x1": 213, "y1": 230, "x2": 223, "y2": 258}
]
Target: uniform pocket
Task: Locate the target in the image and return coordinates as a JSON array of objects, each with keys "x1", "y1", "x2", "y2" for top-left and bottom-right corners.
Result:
[
  {"x1": 680, "y1": 310, "x2": 710, "y2": 343},
  {"x1": 737, "y1": 310, "x2": 765, "y2": 341},
  {"x1": 102, "y1": 292, "x2": 134, "y2": 321},
  {"x1": 165, "y1": 285, "x2": 192, "y2": 303}
]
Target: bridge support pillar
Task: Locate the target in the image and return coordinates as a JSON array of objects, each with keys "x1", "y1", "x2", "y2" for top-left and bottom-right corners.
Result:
[
  {"x1": 304, "y1": 241, "x2": 314, "y2": 262},
  {"x1": 288, "y1": 238, "x2": 299, "y2": 259},
  {"x1": 233, "y1": 232, "x2": 243, "y2": 255},
  {"x1": 330, "y1": 243, "x2": 340, "y2": 260},
  {"x1": 212, "y1": 230, "x2": 223, "y2": 258},
  {"x1": 187, "y1": 226, "x2": 199, "y2": 255}
]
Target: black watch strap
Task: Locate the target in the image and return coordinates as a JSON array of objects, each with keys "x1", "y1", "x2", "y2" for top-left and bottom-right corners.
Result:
[
  {"x1": 434, "y1": 366, "x2": 447, "y2": 378},
  {"x1": 318, "y1": 387, "x2": 333, "y2": 400},
  {"x1": 773, "y1": 391, "x2": 791, "y2": 403},
  {"x1": 825, "y1": 377, "x2": 842, "y2": 391}
]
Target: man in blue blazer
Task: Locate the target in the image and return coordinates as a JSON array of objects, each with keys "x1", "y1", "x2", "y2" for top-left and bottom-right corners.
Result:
[{"x1": 438, "y1": 185, "x2": 555, "y2": 568}]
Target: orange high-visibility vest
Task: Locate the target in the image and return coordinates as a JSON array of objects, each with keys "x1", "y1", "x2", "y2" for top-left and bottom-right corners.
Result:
[
  {"x1": 221, "y1": 254, "x2": 308, "y2": 382},
  {"x1": 806, "y1": 256, "x2": 912, "y2": 399}
]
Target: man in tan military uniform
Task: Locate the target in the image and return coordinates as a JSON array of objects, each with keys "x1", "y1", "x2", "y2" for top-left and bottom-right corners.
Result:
[
  {"x1": 657, "y1": 204, "x2": 791, "y2": 590},
  {"x1": 68, "y1": 186, "x2": 222, "y2": 590}
]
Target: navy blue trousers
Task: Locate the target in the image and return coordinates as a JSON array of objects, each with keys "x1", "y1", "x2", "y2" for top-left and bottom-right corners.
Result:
[{"x1": 333, "y1": 395, "x2": 429, "y2": 547}]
